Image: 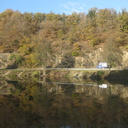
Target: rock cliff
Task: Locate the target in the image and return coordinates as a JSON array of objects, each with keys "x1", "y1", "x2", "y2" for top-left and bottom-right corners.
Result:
[
  {"x1": 74, "y1": 48, "x2": 128, "y2": 68},
  {"x1": 0, "y1": 48, "x2": 128, "y2": 69},
  {"x1": 0, "y1": 53, "x2": 12, "y2": 69}
]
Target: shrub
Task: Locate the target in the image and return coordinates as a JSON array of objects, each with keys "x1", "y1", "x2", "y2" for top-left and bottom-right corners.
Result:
[
  {"x1": 71, "y1": 51, "x2": 79, "y2": 56},
  {"x1": 9, "y1": 54, "x2": 23, "y2": 67}
]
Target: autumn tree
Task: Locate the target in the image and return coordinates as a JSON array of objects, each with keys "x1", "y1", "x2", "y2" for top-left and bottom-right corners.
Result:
[
  {"x1": 86, "y1": 8, "x2": 97, "y2": 28},
  {"x1": 96, "y1": 8, "x2": 117, "y2": 32},
  {"x1": 66, "y1": 12, "x2": 81, "y2": 43},
  {"x1": 102, "y1": 37, "x2": 122, "y2": 67},
  {"x1": 0, "y1": 8, "x2": 128, "y2": 68},
  {"x1": 119, "y1": 9, "x2": 128, "y2": 33},
  {"x1": 31, "y1": 40, "x2": 54, "y2": 67},
  {"x1": 0, "y1": 10, "x2": 31, "y2": 52}
]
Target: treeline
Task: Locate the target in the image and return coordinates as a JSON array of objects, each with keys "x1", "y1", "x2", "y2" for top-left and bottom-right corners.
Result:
[{"x1": 0, "y1": 8, "x2": 128, "y2": 67}]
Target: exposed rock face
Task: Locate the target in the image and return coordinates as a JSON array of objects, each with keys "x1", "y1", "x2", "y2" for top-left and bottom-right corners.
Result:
[
  {"x1": 0, "y1": 49, "x2": 128, "y2": 69},
  {"x1": 0, "y1": 53, "x2": 15, "y2": 69},
  {"x1": 74, "y1": 48, "x2": 128, "y2": 68},
  {"x1": 67, "y1": 48, "x2": 102, "y2": 68},
  {"x1": 122, "y1": 51, "x2": 128, "y2": 67}
]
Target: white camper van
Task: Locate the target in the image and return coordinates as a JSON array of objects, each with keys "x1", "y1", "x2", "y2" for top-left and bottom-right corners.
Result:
[{"x1": 96, "y1": 62, "x2": 108, "y2": 69}]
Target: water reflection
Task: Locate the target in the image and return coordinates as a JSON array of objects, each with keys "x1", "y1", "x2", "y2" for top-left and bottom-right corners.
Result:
[{"x1": 0, "y1": 80, "x2": 128, "y2": 128}]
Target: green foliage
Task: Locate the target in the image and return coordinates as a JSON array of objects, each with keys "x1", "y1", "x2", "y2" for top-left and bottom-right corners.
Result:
[
  {"x1": 119, "y1": 9, "x2": 128, "y2": 33},
  {"x1": 10, "y1": 54, "x2": 23, "y2": 65},
  {"x1": 19, "y1": 44, "x2": 32, "y2": 55},
  {"x1": 71, "y1": 51, "x2": 79, "y2": 56},
  {"x1": 87, "y1": 8, "x2": 97, "y2": 19}
]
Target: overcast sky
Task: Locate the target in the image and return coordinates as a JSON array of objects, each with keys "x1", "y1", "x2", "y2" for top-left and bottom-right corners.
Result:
[{"x1": 1, "y1": 0, "x2": 128, "y2": 14}]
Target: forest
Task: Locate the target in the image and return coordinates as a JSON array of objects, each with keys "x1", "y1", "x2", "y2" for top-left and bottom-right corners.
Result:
[{"x1": 0, "y1": 8, "x2": 128, "y2": 68}]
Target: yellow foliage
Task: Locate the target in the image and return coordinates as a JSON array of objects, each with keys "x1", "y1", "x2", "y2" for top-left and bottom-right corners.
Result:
[{"x1": 73, "y1": 43, "x2": 81, "y2": 50}]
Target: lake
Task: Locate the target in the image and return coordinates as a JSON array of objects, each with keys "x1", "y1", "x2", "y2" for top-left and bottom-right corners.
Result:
[{"x1": 0, "y1": 79, "x2": 128, "y2": 128}]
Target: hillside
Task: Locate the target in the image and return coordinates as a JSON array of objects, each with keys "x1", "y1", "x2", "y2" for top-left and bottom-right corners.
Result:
[{"x1": 0, "y1": 8, "x2": 128, "y2": 68}]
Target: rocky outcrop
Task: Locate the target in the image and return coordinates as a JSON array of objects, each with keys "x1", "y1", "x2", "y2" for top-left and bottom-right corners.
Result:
[
  {"x1": 0, "y1": 48, "x2": 128, "y2": 69},
  {"x1": 74, "y1": 48, "x2": 128, "y2": 68},
  {"x1": 122, "y1": 51, "x2": 128, "y2": 67},
  {"x1": 0, "y1": 53, "x2": 15, "y2": 69}
]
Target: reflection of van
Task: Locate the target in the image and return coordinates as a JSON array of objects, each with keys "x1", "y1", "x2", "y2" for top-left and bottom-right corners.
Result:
[
  {"x1": 96, "y1": 62, "x2": 108, "y2": 69},
  {"x1": 99, "y1": 84, "x2": 107, "y2": 88}
]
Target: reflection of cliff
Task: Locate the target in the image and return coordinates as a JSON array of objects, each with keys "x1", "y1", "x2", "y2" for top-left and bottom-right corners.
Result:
[
  {"x1": 1, "y1": 80, "x2": 128, "y2": 99},
  {"x1": 1, "y1": 49, "x2": 128, "y2": 69},
  {"x1": 39, "y1": 82, "x2": 128, "y2": 99},
  {"x1": 0, "y1": 81, "x2": 128, "y2": 128},
  {"x1": 0, "y1": 81, "x2": 15, "y2": 95},
  {"x1": 105, "y1": 70, "x2": 128, "y2": 85}
]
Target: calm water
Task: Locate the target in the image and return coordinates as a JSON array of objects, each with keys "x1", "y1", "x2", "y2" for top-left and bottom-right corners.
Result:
[{"x1": 0, "y1": 79, "x2": 128, "y2": 128}]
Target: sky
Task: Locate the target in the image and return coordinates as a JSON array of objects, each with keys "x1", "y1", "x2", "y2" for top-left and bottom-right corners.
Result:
[{"x1": 1, "y1": 0, "x2": 128, "y2": 14}]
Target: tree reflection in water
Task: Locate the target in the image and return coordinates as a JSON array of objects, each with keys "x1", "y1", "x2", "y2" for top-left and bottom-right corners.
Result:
[{"x1": 0, "y1": 80, "x2": 128, "y2": 128}]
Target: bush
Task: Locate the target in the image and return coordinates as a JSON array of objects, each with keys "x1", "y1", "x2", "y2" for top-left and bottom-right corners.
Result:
[
  {"x1": 9, "y1": 54, "x2": 23, "y2": 67},
  {"x1": 71, "y1": 51, "x2": 79, "y2": 56},
  {"x1": 10, "y1": 54, "x2": 22, "y2": 63}
]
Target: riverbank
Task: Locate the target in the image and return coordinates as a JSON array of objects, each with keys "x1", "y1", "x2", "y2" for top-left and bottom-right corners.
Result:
[
  {"x1": 1, "y1": 68, "x2": 127, "y2": 84},
  {"x1": 0, "y1": 68, "x2": 111, "y2": 77}
]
